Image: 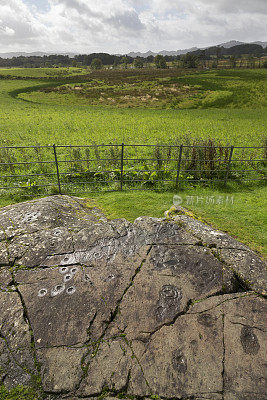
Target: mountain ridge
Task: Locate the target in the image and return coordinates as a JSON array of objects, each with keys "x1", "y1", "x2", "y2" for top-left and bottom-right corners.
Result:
[{"x1": 0, "y1": 41, "x2": 266, "y2": 59}]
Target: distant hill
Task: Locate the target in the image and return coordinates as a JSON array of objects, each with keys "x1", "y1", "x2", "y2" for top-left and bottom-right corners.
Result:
[
  {"x1": 127, "y1": 48, "x2": 198, "y2": 58},
  {"x1": 218, "y1": 40, "x2": 245, "y2": 48},
  {"x1": 253, "y1": 41, "x2": 267, "y2": 48},
  {"x1": 0, "y1": 51, "x2": 77, "y2": 59},
  {"x1": 0, "y1": 41, "x2": 266, "y2": 60},
  {"x1": 127, "y1": 41, "x2": 267, "y2": 58},
  {"x1": 188, "y1": 43, "x2": 266, "y2": 58},
  {"x1": 218, "y1": 40, "x2": 267, "y2": 48}
]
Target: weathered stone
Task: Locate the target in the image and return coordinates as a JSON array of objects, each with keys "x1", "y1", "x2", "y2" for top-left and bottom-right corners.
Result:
[
  {"x1": 37, "y1": 347, "x2": 86, "y2": 392},
  {"x1": 73, "y1": 219, "x2": 128, "y2": 251},
  {"x1": 189, "y1": 396, "x2": 222, "y2": 400},
  {"x1": 129, "y1": 305, "x2": 223, "y2": 397},
  {"x1": 108, "y1": 244, "x2": 227, "y2": 340},
  {"x1": 174, "y1": 213, "x2": 248, "y2": 250},
  {"x1": 0, "y1": 242, "x2": 9, "y2": 266},
  {"x1": 0, "y1": 195, "x2": 106, "y2": 237},
  {"x1": 16, "y1": 247, "x2": 148, "y2": 347},
  {"x1": 15, "y1": 227, "x2": 74, "y2": 268},
  {"x1": 0, "y1": 291, "x2": 36, "y2": 388},
  {"x1": 223, "y1": 295, "x2": 267, "y2": 400},
  {"x1": 16, "y1": 265, "x2": 97, "y2": 347},
  {"x1": 224, "y1": 393, "x2": 266, "y2": 400},
  {"x1": 174, "y1": 213, "x2": 266, "y2": 295},
  {"x1": 0, "y1": 268, "x2": 12, "y2": 290},
  {"x1": 219, "y1": 248, "x2": 266, "y2": 295},
  {"x1": 222, "y1": 265, "x2": 240, "y2": 293},
  {"x1": 0, "y1": 196, "x2": 265, "y2": 399},
  {"x1": 188, "y1": 293, "x2": 267, "y2": 399},
  {"x1": 154, "y1": 219, "x2": 200, "y2": 245},
  {"x1": 78, "y1": 338, "x2": 135, "y2": 396}
]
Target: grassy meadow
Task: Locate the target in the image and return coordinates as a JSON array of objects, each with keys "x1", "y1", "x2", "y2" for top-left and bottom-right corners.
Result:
[
  {"x1": 1, "y1": 67, "x2": 267, "y2": 146},
  {"x1": 0, "y1": 66, "x2": 89, "y2": 78},
  {"x1": 0, "y1": 66, "x2": 266, "y2": 256}
]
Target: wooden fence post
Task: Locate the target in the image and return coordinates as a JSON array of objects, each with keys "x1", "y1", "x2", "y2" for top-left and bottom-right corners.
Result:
[
  {"x1": 120, "y1": 143, "x2": 124, "y2": 191},
  {"x1": 175, "y1": 145, "x2": 183, "y2": 189},
  {"x1": 53, "y1": 144, "x2": 62, "y2": 195},
  {"x1": 224, "y1": 145, "x2": 234, "y2": 186}
]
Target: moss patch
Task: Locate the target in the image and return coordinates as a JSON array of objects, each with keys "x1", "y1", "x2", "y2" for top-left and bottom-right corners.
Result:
[{"x1": 0, "y1": 384, "x2": 41, "y2": 400}]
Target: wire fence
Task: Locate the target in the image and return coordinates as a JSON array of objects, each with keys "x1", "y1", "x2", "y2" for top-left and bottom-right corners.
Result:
[{"x1": 0, "y1": 143, "x2": 266, "y2": 196}]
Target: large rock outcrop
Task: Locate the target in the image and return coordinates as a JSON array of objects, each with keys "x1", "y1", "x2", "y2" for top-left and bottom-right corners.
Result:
[{"x1": 0, "y1": 195, "x2": 266, "y2": 400}]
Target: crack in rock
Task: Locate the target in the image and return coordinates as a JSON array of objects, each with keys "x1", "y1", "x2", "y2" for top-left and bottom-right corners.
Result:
[{"x1": 76, "y1": 246, "x2": 153, "y2": 395}]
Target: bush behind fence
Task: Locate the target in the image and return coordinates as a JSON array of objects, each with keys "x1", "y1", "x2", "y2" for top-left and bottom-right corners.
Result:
[{"x1": 0, "y1": 140, "x2": 266, "y2": 197}]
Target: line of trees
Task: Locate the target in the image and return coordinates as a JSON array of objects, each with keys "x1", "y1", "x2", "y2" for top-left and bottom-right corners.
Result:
[
  {"x1": 0, "y1": 54, "x2": 72, "y2": 68},
  {"x1": 0, "y1": 53, "x2": 137, "y2": 68},
  {"x1": 190, "y1": 43, "x2": 266, "y2": 58},
  {"x1": 0, "y1": 43, "x2": 266, "y2": 69}
]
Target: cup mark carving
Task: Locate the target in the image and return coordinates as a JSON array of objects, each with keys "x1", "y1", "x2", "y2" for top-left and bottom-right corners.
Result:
[
  {"x1": 64, "y1": 273, "x2": 73, "y2": 283},
  {"x1": 51, "y1": 284, "x2": 65, "y2": 297},
  {"x1": 38, "y1": 288, "x2": 47, "y2": 297},
  {"x1": 66, "y1": 286, "x2": 76, "y2": 295},
  {"x1": 59, "y1": 266, "x2": 69, "y2": 274}
]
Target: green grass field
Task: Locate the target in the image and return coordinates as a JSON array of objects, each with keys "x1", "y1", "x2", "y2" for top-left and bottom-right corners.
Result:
[
  {"x1": 1, "y1": 68, "x2": 267, "y2": 147},
  {"x1": 0, "y1": 66, "x2": 89, "y2": 78},
  {"x1": 0, "y1": 67, "x2": 266, "y2": 257}
]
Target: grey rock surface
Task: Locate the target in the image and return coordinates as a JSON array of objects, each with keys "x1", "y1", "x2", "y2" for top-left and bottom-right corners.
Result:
[
  {"x1": 0, "y1": 291, "x2": 37, "y2": 388},
  {"x1": 0, "y1": 195, "x2": 266, "y2": 400},
  {"x1": 173, "y1": 211, "x2": 266, "y2": 295}
]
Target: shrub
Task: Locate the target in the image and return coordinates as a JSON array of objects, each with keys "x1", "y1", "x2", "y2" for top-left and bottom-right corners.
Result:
[{"x1": 201, "y1": 91, "x2": 233, "y2": 107}]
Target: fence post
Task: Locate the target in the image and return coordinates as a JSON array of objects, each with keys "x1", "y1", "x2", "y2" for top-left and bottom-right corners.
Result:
[
  {"x1": 53, "y1": 144, "x2": 62, "y2": 195},
  {"x1": 224, "y1": 145, "x2": 234, "y2": 186},
  {"x1": 120, "y1": 143, "x2": 124, "y2": 191},
  {"x1": 175, "y1": 145, "x2": 183, "y2": 189}
]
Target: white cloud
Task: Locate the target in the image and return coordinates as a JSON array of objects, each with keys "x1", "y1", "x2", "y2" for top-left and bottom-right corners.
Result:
[
  {"x1": 197, "y1": 0, "x2": 267, "y2": 14},
  {"x1": 0, "y1": 22, "x2": 15, "y2": 36},
  {"x1": 0, "y1": 0, "x2": 266, "y2": 53}
]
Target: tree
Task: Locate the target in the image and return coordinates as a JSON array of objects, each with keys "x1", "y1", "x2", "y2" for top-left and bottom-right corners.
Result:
[
  {"x1": 146, "y1": 55, "x2": 154, "y2": 63},
  {"x1": 181, "y1": 53, "x2": 197, "y2": 68},
  {"x1": 154, "y1": 55, "x2": 167, "y2": 69},
  {"x1": 199, "y1": 50, "x2": 207, "y2": 68},
  {"x1": 134, "y1": 57, "x2": 144, "y2": 68},
  {"x1": 216, "y1": 46, "x2": 222, "y2": 67},
  {"x1": 229, "y1": 55, "x2": 237, "y2": 68},
  {"x1": 113, "y1": 59, "x2": 119, "y2": 69},
  {"x1": 91, "y1": 58, "x2": 102, "y2": 70},
  {"x1": 121, "y1": 56, "x2": 132, "y2": 69},
  {"x1": 247, "y1": 55, "x2": 255, "y2": 69}
]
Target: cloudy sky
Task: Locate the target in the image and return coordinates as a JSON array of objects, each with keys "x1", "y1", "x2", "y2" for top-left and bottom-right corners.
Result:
[{"x1": 0, "y1": 0, "x2": 267, "y2": 54}]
